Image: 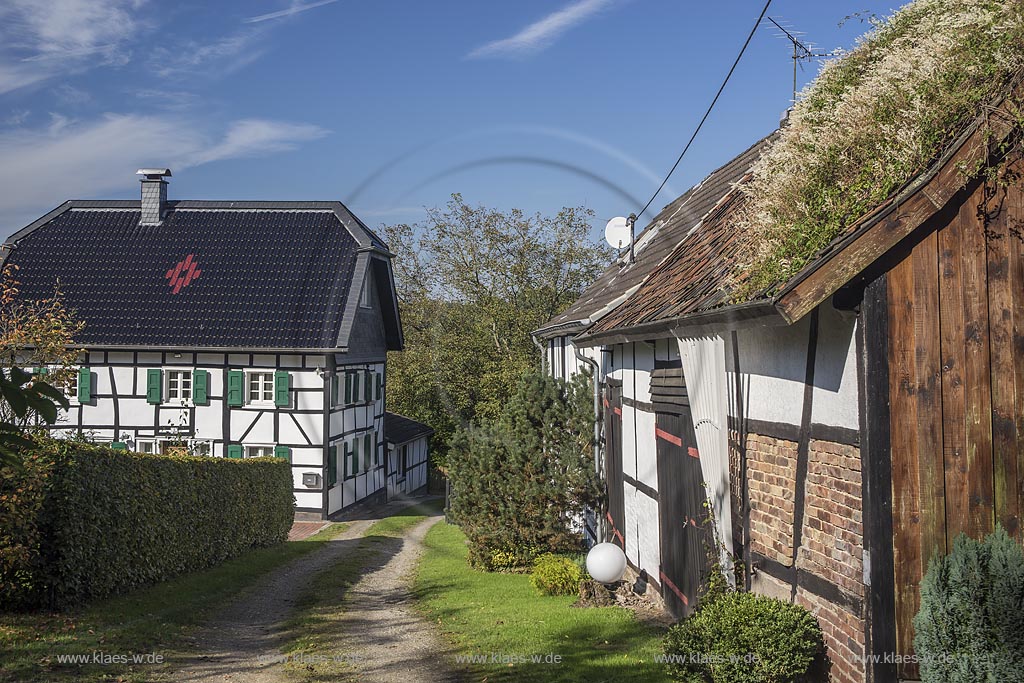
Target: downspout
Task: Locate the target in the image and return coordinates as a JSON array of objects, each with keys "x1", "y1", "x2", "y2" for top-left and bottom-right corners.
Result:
[{"x1": 570, "y1": 337, "x2": 605, "y2": 544}]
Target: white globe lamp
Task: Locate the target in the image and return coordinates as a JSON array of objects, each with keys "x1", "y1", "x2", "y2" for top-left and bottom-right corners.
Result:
[{"x1": 586, "y1": 542, "x2": 627, "y2": 584}]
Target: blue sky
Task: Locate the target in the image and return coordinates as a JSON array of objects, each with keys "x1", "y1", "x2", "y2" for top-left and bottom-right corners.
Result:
[{"x1": 0, "y1": 0, "x2": 899, "y2": 240}]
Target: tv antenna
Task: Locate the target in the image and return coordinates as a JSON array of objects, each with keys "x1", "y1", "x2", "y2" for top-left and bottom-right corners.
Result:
[{"x1": 766, "y1": 16, "x2": 836, "y2": 102}]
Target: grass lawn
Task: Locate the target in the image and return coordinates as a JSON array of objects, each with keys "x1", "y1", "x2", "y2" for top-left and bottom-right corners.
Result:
[
  {"x1": 415, "y1": 522, "x2": 671, "y2": 682},
  {"x1": 0, "y1": 522, "x2": 350, "y2": 683},
  {"x1": 280, "y1": 500, "x2": 443, "y2": 682}
]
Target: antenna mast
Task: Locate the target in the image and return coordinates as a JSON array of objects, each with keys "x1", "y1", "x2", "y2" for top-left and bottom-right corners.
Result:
[{"x1": 766, "y1": 16, "x2": 834, "y2": 102}]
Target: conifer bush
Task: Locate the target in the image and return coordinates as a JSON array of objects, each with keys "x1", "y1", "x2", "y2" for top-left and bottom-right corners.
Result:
[
  {"x1": 447, "y1": 370, "x2": 602, "y2": 570},
  {"x1": 913, "y1": 525, "x2": 1024, "y2": 682}
]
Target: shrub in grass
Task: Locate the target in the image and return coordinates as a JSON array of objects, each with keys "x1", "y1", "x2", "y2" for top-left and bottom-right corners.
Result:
[
  {"x1": 531, "y1": 553, "x2": 582, "y2": 596},
  {"x1": 0, "y1": 437, "x2": 293, "y2": 609},
  {"x1": 913, "y1": 525, "x2": 1024, "y2": 682},
  {"x1": 663, "y1": 591, "x2": 824, "y2": 683},
  {"x1": 447, "y1": 370, "x2": 602, "y2": 570},
  {"x1": 487, "y1": 544, "x2": 543, "y2": 573}
]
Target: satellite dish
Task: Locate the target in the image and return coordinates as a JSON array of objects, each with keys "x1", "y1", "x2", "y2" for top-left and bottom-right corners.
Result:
[{"x1": 605, "y1": 216, "x2": 630, "y2": 250}]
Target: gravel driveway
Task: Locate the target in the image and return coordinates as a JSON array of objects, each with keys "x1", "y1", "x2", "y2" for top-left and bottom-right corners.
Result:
[{"x1": 170, "y1": 502, "x2": 458, "y2": 683}]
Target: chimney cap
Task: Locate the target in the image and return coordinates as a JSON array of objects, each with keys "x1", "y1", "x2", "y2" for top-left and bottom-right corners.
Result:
[{"x1": 137, "y1": 168, "x2": 172, "y2": 180}]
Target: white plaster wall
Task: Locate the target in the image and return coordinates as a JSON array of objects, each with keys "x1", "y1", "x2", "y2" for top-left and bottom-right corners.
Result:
[
  {"x1": 294, "y1": 490, "x2": 320, "y2": 509},
  {"x1": 623, "y1": 483, "x2": 641, "y2": 566},
  {"x1": 810, "y1": 307, "x2": 860, "y2": 430},
  {"x1": 731, "y1": 316, "x2": 811, "y2": 426},
  {"x1": 634, "y1": 490, "x2": 661, "y2": 580}
]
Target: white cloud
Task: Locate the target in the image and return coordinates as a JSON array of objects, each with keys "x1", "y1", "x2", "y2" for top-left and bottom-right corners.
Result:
[
  {"x1": 243, "y1": 0, "x2": 340, "y2": 24},
  {"x1": 153, "y1": 30, "x2": 265, "y2": 78},
  {"x1": 468, "y1": 0, "x2": 616, "y2": 59},
  {"x1": 0, "y1": 114, "x2": 329, "y2": 232},
  {"x1": 0, "y1": 0, "x2": 144, "y2": 94},
  {"x1": 187, "y1": 119, "x2": 328, "y2": 165}
]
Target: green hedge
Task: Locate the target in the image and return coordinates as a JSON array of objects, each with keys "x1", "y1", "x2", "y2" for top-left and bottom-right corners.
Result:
[{"x1": 0, "y1": 438, "x2": 294, "y2": 609}]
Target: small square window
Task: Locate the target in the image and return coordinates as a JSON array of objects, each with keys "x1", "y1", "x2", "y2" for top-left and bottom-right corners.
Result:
[
  {"x1": 247, "y1": 372, "x2": 274, "y2": 404},
  {"x1": 360, "y1": 281, "x2": 371, "y2": 308},
  {"x1": 245, "y1": 445, "x2": 274, "y2": 459},
  {"x1": 167, "y1": 370, "x2": 192, "y2": 402},
  {"x1": 136, "y1": 439, "x2": 157, "y2": 455}
]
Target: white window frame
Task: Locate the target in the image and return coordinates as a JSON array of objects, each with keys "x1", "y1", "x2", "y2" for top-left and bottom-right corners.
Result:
[
  {"x1": 359, "y1": 279, "x2": 372, "y2": 308},
  {"x1": 246, "y1": 371, "x2": 275, "y2": 406},
  {"x1": 166, "y1": 369, "x2": 193, "y2": 404},
  {"x1": 244, "y1": 444, "x2": 274, "y2": 459},
  {"x1": 136, "y1": 439, "x2": 158, "y2": 455}
]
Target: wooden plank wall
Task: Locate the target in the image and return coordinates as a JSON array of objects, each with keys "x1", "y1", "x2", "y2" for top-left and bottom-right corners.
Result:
[{"x1": 886, "y1": 173, "x2": 1024, "y2": 678}]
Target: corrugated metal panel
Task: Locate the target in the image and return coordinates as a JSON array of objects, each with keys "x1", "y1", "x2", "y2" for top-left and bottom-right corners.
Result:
[{"x1": 679, "y1": 335, "x2": 735, "y2": 560}]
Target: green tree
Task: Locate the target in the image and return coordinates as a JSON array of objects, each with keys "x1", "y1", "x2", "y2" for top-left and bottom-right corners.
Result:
[
  {"x1": 447, "y1": 369, "x2": 603, "y2": 569},
  {"x1": 382, "y1": 194, "x2": 611, "y2": 461},
  {"x1": 0, "y1": 266, "x2": 78, "y2": 467}
]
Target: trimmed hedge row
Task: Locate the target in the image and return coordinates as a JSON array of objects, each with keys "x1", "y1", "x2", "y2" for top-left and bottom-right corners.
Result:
[{"x1": 0, "y1": 438, "x2": 294, "y2": 609}]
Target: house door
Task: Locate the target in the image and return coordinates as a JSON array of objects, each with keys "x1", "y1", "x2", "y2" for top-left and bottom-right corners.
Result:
[
  {"x1": 604, "y1": 378, "x2": 626, "y2": 548},
  {"x1": 652, "y1": 366, "x2": 711, "y2": 619}
]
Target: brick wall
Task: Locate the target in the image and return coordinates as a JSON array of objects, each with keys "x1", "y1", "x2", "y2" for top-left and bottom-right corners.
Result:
[
  {"x1": 797, "y1": 440, "x2": 865, "y2": 597},
  {"x1": 746, "y1": 433, "x2": 798, "y2": 565},
  {"x1": 745, "y1": 432, "x2": 867, "y2": 683}
]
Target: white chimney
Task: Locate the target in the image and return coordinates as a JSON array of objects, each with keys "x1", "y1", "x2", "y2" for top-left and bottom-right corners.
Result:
[{"x1": 137, "y1": 168, "x2": 172, "y2": 225}]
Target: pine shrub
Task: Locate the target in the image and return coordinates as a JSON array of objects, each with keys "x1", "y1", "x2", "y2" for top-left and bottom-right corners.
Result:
[
  {"x1": 663, "y1": 591, "x2": 824, "y2": 683},
  {"x1": 447, "y1": 369, "x2": 603, "y2": 569},
  {"x1": 913, "y1": 525, "x2": 1024, "y2": 682},
  {"x1": 531, "y1": 553, "x2": 583, "y2": 596}
]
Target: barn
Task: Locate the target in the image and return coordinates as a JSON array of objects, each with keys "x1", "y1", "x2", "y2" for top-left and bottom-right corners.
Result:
[
  {"x1": 1, "y1": 168, "x2": 406, "y2": 519},
  {"x1": 537, "y1": 4, "x2": 1024, "y2": 681}
]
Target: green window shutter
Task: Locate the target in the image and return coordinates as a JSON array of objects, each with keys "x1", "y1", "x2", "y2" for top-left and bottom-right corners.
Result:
[
  {"x1": 111, "y1": 441, "x2": 127, "y2": 451},
  {"x1": 193, "y1": 369, "x2": 209, "y2": 405},
  {"x1": 352, "y1": 372, "x2": 361, "y2": 404},
  {"x1": 274, "y1": 371, "x2": 291, "y2": 407},
  {"x1": 78, "y1": 367, "x2": 92, "y2": 403},
  {"x1": 227, "y1": 370, "x2": 244, "y2": 407},
  {"x1": 352, "y1": 438, "x2": 360, "y2": 474},
  {"x1": 374, "y1": 432, "x2": 380, "y2": 465},
  {"x1": 363, "y1": 370, "x2": 372, "y2": 402},
  {"x1": 227, "y1": 444, "x2": 243, "y2": 459},
  {"x1": 375, "y1": 372, "x2": 382, "y2": 401},
  {"x1": 145, "y1": 368, "x2": 161, "y2": 404},
  {"x1": 331, "y1": 375, "x2": 339, "y2": 407},
  {"x1": 32, "y1": 366, "x2": 48, "y2": 377},
  {"x1": 344, "y1": 371, "x2": 352, "y2": 406},
  {"x1": 343, "y1": 442, "x2": 352, "y2": 478},
  {"x1": 274, "y1": 445, "x2": 291, "y2": 462},
  {"x1": 328, "y1": 445, "x2": 337, "y2": 485},
  {"x1": 363, "y1": 433, "x2": 372, "y2": 470}
]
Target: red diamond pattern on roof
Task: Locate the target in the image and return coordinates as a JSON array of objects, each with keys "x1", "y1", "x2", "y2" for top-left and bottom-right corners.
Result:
[{"x1": 166, "y1": 253, "x2": 201, "y2": 294}]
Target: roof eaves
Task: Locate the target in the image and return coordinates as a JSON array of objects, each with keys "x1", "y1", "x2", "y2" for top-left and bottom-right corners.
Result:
[
  {"x1": 532, "y1": 318, "x2": 592, "y2": 340},
  {"x1": 574, "y1": 300, "x2": 783, "y2": 347}
]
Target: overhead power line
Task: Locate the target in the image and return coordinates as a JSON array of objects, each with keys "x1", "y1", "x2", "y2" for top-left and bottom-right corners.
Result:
[{"x1": 633, "y1": 0, "x2": 772, "y2": 223}]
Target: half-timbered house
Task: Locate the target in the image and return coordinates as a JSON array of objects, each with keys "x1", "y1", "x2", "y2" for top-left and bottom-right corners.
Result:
[
  {"x1": 539, "y1": 77, "x2": 1024, "y2": 683},
  {"x1": 2, "y1": 168, "x2": 404, "y2": 519}
]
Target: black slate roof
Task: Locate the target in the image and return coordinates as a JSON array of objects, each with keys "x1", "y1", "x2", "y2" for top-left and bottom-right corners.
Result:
[
  {"x1": 2, "y1": 200, "x2": 390, "y2": 350},
  {"x1": 535, "y1": 135, "x2": 773, "y2": 338},
  {"x1": 384, "y1": 412, "x2": 433, "y2": 445}
]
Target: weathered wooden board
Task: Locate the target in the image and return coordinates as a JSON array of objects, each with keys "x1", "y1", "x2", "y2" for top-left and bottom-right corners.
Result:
[
  {"x1": 939, "y1": 207, "x2": 969, "y2": 540},
  {"x1": 888, "y1": 251, "x2": 921, "y2": 680},
  {"x1": 987, "y1": 178, "x2": 1021, "y2": 539},
  {"x1": 960, "y1": 186, "x2": 996, "y2": 539},
  {"x1": 913, "y1": 229, "x2": 946, "y2": 566}
]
